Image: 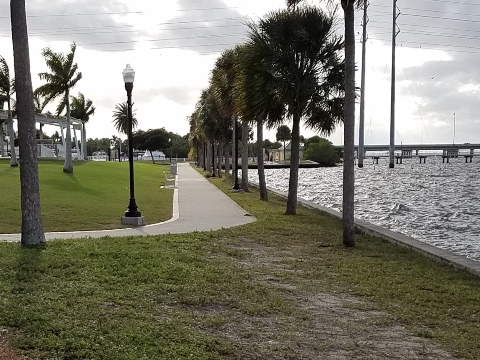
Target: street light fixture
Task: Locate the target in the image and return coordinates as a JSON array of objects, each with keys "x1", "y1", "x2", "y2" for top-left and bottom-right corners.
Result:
[{"x1": 121, "y1": 64, "x2": 145, "y2": 226}]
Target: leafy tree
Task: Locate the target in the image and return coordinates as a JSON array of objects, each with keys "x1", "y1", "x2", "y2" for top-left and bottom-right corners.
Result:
[
  {"x1": 248, "y1": 7, "x2": 344, "y2": 215},
  {"x1": 304, "y1": 137, "x2": 340, "y2": 166},
  {"x1": 86, "y1": 137, "x2": 110, "y2": 156},
  {"x1": 70, "y1": 92, "x2": 95, "y2": 159},
  {"x1": 287, "y1": 0, "x2": 361, "y2": 246},
  {"x1": 133, "y1": 128, "x2": 169, "y2": 163},
  {"x1": 0, "y1": 56, "x2": 18, "y2": 166},
  {"x1": 112, "y1": 102, "x2": 137, "y2": 135},
  {"x1": 10, "y1": 0, "x2": 45, "y2": 244},
  {"x1": 36, "y1": 42, "x2": 82, "y2": 173},
  {"x1": 276, "y1": 125, "x2": 291, "y2": 163}
]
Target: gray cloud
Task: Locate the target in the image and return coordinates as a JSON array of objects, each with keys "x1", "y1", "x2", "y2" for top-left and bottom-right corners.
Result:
[
  {"x1": 363, "y1": 0, "x2": 480, "y2": 143},
  {"x1": 158, "y1": 85, "x2": 198, "y2": 106},
  {"x1": 1, "y1": 0, "x2": 250, "y2": 54},
  {"x1": 147, "y1": 0, "x2": 249, "y2": 54}
]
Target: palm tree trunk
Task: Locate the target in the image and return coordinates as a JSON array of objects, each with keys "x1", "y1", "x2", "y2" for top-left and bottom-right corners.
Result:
[
  {"x1": 202, "y1": 142, "x2": 206, "y2": 171},
  {"x1": 257, "y1": 119, "x2": 268, "y2": 201},
  {"x1": 82, "y1": 122, "x2": 87, "y2": 160},
  {"x1": 241, "y1": 121, "x2": 249, "y2": 191},
  {"x1": 0, "y1": 123, "x2": 4, "y2": 156},
  {"x1": 212, "y1": 141, "x2": 217, "y2": 177},
  {"x1": 217, "y1": 142, "x2": 222, "y2": 178},
  {"x1": 64, "y1": 89, "x2": 73, "y2": 173},
  {"x1": 286, "y1": 114, "x2": 301, "y2": 215},
  {"x1": 10, "y1": 0, "x2": 46, "y2": 245},
  {"x1": 206, "y1": 140, "x2": 212, "y2": 174},
  {"x1": 224, "y1": 141, "x2": 230, "y2": 176},
  {"x1": 7, "y1": 102, "x2": 18, "y2": 167},
  {"x1": 342, "y1": 1, "x2": 356, "y2": 247}
]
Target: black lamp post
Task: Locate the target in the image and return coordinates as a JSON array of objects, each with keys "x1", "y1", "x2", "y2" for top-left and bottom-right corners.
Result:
[{"x1": 121, "y1": 64, "x2": 144, "y2": 225}]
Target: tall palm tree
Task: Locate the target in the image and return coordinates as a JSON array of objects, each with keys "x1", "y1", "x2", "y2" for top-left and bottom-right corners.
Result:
[
  {"x1": 195, "y1": 87, "x2": 231, "y2": 177},
  {"x1": 0, "y1": 56, "x2": 18, "y2": 166},
  {"x1": 210, "y1": 48, "x2": 242, "y2": 190},
  {"x1": 51, "y1": 130, "x2": 60, "y2": 144},
  {"x1": 70, "y1": 92, "x2": 95, "y2": 159},
  {"x1": 112, "y1": 102, "x2": 137, "y2": 135},
  {"x1": 235, "y1": 43, "x2": 285, "y2": 201},
  {"x1": 35, "y1": 42, "x2": 82, "y2": 173},
  {"x1": 276, "y1": 125, "x2": 291, "y2": 163},
  {"x1": 10, "y1": 0, "x2": 45, "y2": 245},
  {"x1": 33, "y1": 92, "x2": 47, "y2": 139},
  {"x1": 247, "y1": 6, "x2": 344, "y2": 215},
  {"x1": 287, "y1": 0, "x2": 360, "y2": 246}
]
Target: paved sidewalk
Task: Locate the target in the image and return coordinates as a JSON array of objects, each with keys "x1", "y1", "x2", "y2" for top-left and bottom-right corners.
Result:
[{"x1": 0, "y1": 163, "x2": 255, "y2": 242}]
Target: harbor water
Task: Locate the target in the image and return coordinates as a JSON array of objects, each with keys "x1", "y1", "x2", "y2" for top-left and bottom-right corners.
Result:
[{"x1": 248, "y1": 157, "x2": 480, "y2": 262}]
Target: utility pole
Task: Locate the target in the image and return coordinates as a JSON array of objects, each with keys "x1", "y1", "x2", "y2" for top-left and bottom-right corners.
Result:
[
  {"x1": 453, "y1": 112, "x2": 456, "y2": 146},
  {"x1": 358, "y1": 1, "x2": 369, "y2": 168},
  {"x1": 389, "y1": 0, "x2": 400, "y2": 168}
]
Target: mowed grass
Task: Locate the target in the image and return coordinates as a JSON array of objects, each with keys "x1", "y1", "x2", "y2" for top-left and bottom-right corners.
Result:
[
  {"x1": 0, "y1": 166, "x2": 478, "y2": 359},
  {"x1": 0, "y1": 159, "x2": 173, "y2": 233}
]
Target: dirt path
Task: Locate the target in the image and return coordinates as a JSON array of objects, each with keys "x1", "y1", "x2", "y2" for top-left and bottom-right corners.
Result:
[
  {"x1": 0, "y1": 330, "x2": 22, "y2": 360},
  {"x1": 220, "y1": 239, "x2": 461, "y2": 360}
]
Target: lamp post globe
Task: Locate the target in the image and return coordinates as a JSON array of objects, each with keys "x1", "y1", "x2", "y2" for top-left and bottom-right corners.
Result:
[{"x1": 121, "y1": 64, "x2": 144, "y2": 225}]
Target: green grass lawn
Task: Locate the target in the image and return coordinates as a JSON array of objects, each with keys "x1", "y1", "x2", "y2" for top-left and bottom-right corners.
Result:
[
  {"x1": 0, "y1": 159, "x2": 173, "y2": 233},
  {"x1": 0, "y1": 167, "x2": 478, "y2": 359}
]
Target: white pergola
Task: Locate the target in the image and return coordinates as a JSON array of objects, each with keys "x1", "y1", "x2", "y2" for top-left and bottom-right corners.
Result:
[{"x1": 0, "y1": 109, "x2": 86, "y2": 159}]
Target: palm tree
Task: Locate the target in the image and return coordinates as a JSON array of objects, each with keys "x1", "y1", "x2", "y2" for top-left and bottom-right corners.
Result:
[
  {"x1": 10, "y1": 0, "x2": 46, "y2": 245},
  {"x1": 35, "y1": 42, "x2": 82, "y2": 173},
  {"x1": 276, "y1": 125, "x2": 291, "y2": 163},
  {"x1": 210, "y1": 48, "x2": 242, "y2": 190},
  {"x1": 51, "y1": 130, "x2": 60, "y2": 144},
  {"x1": 286, "y1": 0, "x2": 360, "y2": 246},
  {"x1": 70, "y1": 92, "x2": 95, "y2": 159},
  {"x1": 0, "y1": 56, "x2": 18, "y2": 166},
  {"x1": 112, "y1": 102, "x2": 137, "y2": 135},
  {"x1": 234, "y1": 43, "x2": 285, "y2": 201},
  {"x1": 33, "y1": 92, "x2": 47, "y2": 139},
  {"x1": 247, "y1": 7, "x2": 344, "y2": 216},
  {"x1": 195, "y1": 87, "x2": 231, "y2": 177}
]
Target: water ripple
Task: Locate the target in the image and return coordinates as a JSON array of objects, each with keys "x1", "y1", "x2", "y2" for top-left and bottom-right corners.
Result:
[{"x1": 248, "y1": 157, "x2": 480, "y2": 262}]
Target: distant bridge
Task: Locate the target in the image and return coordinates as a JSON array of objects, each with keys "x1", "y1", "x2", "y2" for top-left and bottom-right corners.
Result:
[{"x1": 342, "y1": 143, "x2": 480, "y2": 153}]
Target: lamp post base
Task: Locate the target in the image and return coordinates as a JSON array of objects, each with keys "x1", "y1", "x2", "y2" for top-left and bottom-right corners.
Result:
[
  {"x1": 231, "y1": 183, "x2": 242, "y2": 192},
  {"x1": 122, "y1": 198, "x2": 144, "y2": 225},
  {"x1": 121, "y1": 215, "x2": 145, "y2": 226}
]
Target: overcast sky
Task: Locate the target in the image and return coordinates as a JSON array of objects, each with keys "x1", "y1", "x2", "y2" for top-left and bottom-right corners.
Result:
[{"x1": 0, "y1": 0, "x2": 478, "y2": 145}]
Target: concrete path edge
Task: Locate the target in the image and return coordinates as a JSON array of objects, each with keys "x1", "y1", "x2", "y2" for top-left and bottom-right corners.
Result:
[{"x1": 251, "y1": 183, "x2": 480, "y2": 278}]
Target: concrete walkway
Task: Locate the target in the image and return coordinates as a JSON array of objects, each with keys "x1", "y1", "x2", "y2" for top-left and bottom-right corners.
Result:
[{"x1": 0, "y1": 163, "x2": 255, "y2": 242}]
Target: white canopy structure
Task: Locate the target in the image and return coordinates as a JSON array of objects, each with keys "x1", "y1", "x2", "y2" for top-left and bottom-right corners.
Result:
[{"x1": 0, "y1": 109, "x2": 86, "y2": 159}]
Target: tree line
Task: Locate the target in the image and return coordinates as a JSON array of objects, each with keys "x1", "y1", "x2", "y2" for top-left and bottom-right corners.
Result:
[{"x1": 188, "y1": 2, "x2": 357, "y2": 246}]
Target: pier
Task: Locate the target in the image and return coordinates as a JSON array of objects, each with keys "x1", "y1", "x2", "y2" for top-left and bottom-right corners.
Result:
[{"x1": 344, "y1": 143, "x2": 480, "y2": 165}]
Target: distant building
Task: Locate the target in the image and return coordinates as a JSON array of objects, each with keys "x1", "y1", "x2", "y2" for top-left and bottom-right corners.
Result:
[
  {"x1": 141, "y1": 151, "x2": 166, "y2": 161},
  {"x1": 268, "y1": 142, "x2": 305, "y2": 163}
]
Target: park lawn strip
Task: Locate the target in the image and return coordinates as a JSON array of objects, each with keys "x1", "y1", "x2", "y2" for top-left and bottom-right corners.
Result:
[
  {"x1": 0, "y1": 165, "x2": 477, "y2": 359},
  {"x1": 0, "y1": 236, "x2": 295, "y2": 360},
  {"x1": 0, "y1": 160, "x2": 173, "y2": 233},
  {"x1": 206, "y1": 171, "x2": 480, "y2": 359}
]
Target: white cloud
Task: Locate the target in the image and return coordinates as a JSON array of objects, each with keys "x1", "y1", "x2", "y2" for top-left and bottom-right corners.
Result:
[{"x1": 1, "y1": 0, "x2": 479, "y2": 147}]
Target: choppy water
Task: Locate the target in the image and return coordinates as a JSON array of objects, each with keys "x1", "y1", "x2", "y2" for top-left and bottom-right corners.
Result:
[{"x1": 248, "y1": 157, "x2": 480, "y2": 261}]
